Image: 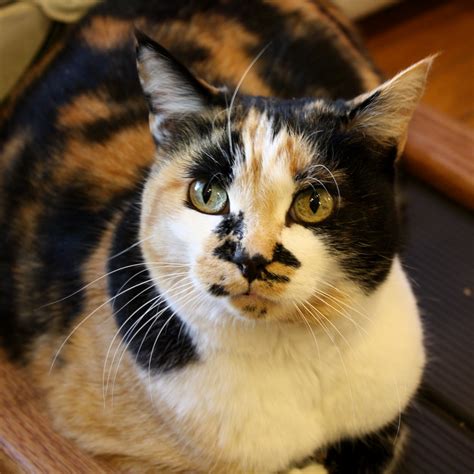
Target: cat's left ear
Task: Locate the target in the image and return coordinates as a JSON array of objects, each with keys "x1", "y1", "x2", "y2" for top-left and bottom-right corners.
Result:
[
  {"x1": 135, "y1": 30, "x2": 221, "y2": 143},
  {"x1": 345, "y1": 57, "x2": 434, "y2": 156}
]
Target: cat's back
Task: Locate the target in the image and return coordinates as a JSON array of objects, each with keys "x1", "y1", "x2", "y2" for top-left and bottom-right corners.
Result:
[
  {"x1": 0, "y1": 0, "x2": 379, "y2": 356},
  {"x1": 1, "y1": 0, "x2": 380, "y2": 136}
]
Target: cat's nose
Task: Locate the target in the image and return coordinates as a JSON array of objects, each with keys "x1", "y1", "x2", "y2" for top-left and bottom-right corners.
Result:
[{"x1": 232, "y1": 250, "x2": 268, "y2": 283}]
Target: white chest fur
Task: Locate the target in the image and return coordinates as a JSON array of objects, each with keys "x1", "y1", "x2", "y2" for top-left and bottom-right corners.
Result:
[{"x1": 143, "y1": 259, "x2": 425, "y2": 473}]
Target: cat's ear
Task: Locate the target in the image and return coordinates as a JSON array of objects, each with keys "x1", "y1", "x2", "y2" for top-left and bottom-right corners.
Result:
[
  {"x1": 345, "y1": 57, "x2": 434, "y2": 155},
  {"x1": 135, "y1": 30, "x2": 220, "y2": 143}
]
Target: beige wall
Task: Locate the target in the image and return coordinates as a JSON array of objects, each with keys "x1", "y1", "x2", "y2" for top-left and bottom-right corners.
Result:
[{"x1": 0, "y1": 0, "x2": 98, "y2": 100}]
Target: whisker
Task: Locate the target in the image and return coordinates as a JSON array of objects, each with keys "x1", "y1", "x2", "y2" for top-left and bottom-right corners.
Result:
[
  {"x1": 226, "y1": 42, "x2": 271, "y2": 156},
  {"x1": 102, "y1": 274, "x2": 192, "y2": 401},
  {"x1": 108, "y1": 234, "x2": 153, "y2": 261},
  {"x1": 49, "y1": 275, "x2": 162, "y2": 373},
  {"x1": 303, "y1": 300, "x2": 355, "y2": 353},
  {"x1": 105, "y1": 278, "x2": 195, "y2": 402},
  {"x1": 132, "y1": 279, "x2": 203, "y2": 366},
  {"x1": 392, "y1": 377, "x2": 402, "y2": 446},
  {"x1": 310, "y1": 277, "x2": 370, "y2": 318},
  {"x1": 111, "y1": 267, "x2": 160, "y2": 313},
  {"x1": 145, "y1": 303, "x2": 201, "y2": 408},
  {"x1": 313, "y1": 163, "x2": 341, "y2": 204},
  {"x1": 103, "y1": 300, "x2": 158, "y2": 404},
  {"x1": 293, "y1": 302, "x2": 321, "y2": 362},
  {"x1": 310, "y1": 292, "x2": 369, "y2": 338},
  {"x1": 39, "y1": 261, "x2": 190, "y2": 310},
  {"x1": 146, "y1": 289, "x2": 203, "y2": 404},
  {"x1": 301, "y1": 301, "x2": 359, "y2": 432},
  {"x1": 311, "y1": 284, "x2": 372, "y2": 324}
]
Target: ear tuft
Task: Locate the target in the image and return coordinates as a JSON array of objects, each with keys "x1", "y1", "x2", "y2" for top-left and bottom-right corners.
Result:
[
  {"x1": 347, "y1": 56, "x2": 436, "y2": 148},
  {"x1": 135, "y1": 30, "x2": 214, "y2": 142}
]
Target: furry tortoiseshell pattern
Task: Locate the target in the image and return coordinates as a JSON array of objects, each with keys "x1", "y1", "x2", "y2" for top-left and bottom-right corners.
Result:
[{"x1": 1, "y1": 1, "x2": 429, "y2": 472}]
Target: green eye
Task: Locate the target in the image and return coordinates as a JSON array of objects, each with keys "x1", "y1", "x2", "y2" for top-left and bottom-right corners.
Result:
[
  {"x1": 189, "y1": 179, "x2": 229, "y2": 215},
  {"x1": 290, "y1": 187, "x2": 334, "y2": 224}
]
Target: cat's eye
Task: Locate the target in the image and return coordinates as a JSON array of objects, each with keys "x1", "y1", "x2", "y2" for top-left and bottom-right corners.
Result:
[
  {"x1": 290, "y1": 187, "x2": 334, "y2": 224},
  {"x1": 188, "y1": 179, "x2": 229, "y2": 215}
]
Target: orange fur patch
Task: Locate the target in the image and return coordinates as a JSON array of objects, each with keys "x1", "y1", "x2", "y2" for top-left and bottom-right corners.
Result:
[
  {"x1": 57, "y1": 93, "x2": 112, "y2": 128},
  {"x1": 156, "y1": 15, "x2": 273, "y2": 96},
  {"x1": 81, "y1": 16, "x2": 134, "y2": 50},
  {"x1": 0, "y1": 130, "x2": 28, "y2": 173},
  {"x1": 55, "y1": 124, "x2": 154, "y2": 204}
]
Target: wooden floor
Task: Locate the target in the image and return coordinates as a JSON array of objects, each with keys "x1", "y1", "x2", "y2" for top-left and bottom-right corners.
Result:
[{"x1": 359, "y1": 0, "x2": 474, "y2": 128}]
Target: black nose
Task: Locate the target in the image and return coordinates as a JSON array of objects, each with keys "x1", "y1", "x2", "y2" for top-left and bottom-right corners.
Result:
[{"x1": 232, "y1": 250, "x2": 268, "y2": 283}]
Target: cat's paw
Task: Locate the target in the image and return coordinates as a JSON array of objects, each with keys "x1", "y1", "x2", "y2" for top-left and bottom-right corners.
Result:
[{"x1": 287, "y1": 464, "x2": 328, "y2": 474}]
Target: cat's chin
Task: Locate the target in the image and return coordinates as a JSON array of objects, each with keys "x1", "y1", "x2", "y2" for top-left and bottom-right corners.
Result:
[{"x1": 228, "y1": 292, "x2": 278, "y2": 320}]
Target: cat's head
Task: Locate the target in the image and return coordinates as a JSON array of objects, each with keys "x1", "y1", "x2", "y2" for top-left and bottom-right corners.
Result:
[{"x1": 135, "y1": 31, "x2": 431, "y2": 324}]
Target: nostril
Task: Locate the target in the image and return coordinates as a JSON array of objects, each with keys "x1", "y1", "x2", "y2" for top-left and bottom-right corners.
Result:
[
  {"x1": 241, "y1": 261, "x2": 257, "y2": 283},
  {"x1": 251, "y1": 254, "x2": 268, "y2": 271},
  {"x1": 232, "y1": 251, "x2": 268, "y2": 283}
]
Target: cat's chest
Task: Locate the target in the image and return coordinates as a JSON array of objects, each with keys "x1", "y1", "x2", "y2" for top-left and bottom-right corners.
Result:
[
  {"x1": 144, "y1": 287, "x2": 424, "y2": 473},
  {"x1": 146, "y1": 332, "x2": 356, "y2": 472}
]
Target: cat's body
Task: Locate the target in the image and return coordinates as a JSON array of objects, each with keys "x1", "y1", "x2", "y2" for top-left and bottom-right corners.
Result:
[{"x1": 0, "y1": 1, "x2": 429, "y2": 472}]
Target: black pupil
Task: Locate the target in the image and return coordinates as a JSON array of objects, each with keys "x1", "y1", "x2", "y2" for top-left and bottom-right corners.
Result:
[
  {"x1": 309, "y1": 192, "x2": 320, "y2": 213},
  {"x1": 202, "y1": 182, "x2": 213, "y2": 204}
]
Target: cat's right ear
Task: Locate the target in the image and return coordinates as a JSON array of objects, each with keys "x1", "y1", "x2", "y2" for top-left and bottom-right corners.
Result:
[{"x1": 135, "y1": 30, "x2": 220, "y2": 143}]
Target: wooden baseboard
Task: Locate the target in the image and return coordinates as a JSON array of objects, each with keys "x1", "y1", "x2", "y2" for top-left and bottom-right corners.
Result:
[{"x1": 403, "y1": 104, "x2": 474, "y2": 210}]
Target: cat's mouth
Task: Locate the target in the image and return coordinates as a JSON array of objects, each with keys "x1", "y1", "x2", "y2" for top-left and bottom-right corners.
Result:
[{"x1": 234, "y1": 291, "x2": 273, "y2": 302}]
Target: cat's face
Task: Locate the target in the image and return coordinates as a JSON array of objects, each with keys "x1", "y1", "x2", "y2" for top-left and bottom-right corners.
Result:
[{"x1": 136, "y1": 32, "x2": 430, "y2": 324}]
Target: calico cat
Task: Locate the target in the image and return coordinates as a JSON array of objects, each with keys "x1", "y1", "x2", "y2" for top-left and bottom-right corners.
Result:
[{"x1": 0, "y1": 0, "x2": 430, "y2": 472}]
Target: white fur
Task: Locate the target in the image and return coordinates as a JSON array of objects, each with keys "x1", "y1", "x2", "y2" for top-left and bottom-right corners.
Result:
[{"x1": 140, "y1": 259, "x2": 424, "y2": 473}]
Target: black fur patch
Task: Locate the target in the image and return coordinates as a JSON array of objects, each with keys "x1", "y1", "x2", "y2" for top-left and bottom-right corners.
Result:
[
  {"x1": 342, "y1": 90, "x2": 382, "y2": 123},
  {"x1": 215, "y1": 211, "x2": 244, "y2": 239},
  {"x1": 213, "y1": 239, "x2": 292, "y2": 284},
  {"x1": 323, "y1": 420, "x2": 401, "y2": 473},
  {"x1": 209, "y1": 284, "x2": 229, "y2": 296},
  {"x1": 272, "y1": 243, "x2": 301, "y2": 268},
  {"x1": 108, "y1": 197, "x2": 198, "y2": 373},
  {"x1": 290, "y1": 420, "x2": 401, "y2": 473},
  {"x1": 186, "y1": 133, "x2": 241, "y2": 187},
  {"x1": 307, "y1": 131, "x2": 399, "y2": 292},
  {"x1": 262, "y1": 270, "x2": 289, "y2": 283},
  {"x1": 213, "y1": 239, "x2": 238, "y2": 262},
  {"x1": 0, "y1": 177, "x2": 124, "y2": 360},
  {"x1": 35, "y1": 185, "x2": 118, "y2": 328},
  {"x1": 80, "y1": 106, "x2": 147, "y2": 142}
]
